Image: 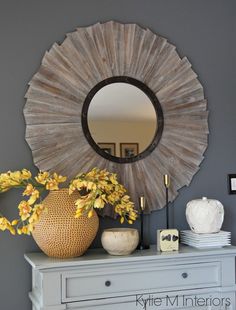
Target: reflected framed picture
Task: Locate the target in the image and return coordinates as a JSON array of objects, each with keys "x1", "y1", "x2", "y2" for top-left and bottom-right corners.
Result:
[
  {"x1": 120, "y1": 143, "x2": 139, "y2": 158},
  {"x1": 97, "y1": 143, "x2": 116, "y2": 156},
  {"x1": 228, "y1": 174, "x2": 236, "y2": 194}
]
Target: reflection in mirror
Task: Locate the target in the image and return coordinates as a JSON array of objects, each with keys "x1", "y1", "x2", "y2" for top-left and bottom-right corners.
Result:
[{"x1": 87, "y1": 83, "x2": 157, "y2": 159}]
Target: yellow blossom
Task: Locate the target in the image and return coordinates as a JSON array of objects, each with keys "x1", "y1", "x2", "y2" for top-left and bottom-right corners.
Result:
[
  {"x1": 0, "y1": 187, "x2": 10, "y2": 193},
  {"x1": 46, "y1": 179, "x2": 59, "y2": 190},
  {"x1": 75, "y1": 180, "x2": 88, "y2": 191},
  {"x1": 0, "y1": 173, "x2": 9, "y2": 183},
  {"x1": 11, "y1": 219, "x2": 19, "y2": 226},
  {"x1": 75, "y1": 209, "x2": 83, "y2": 218},
  {"x1": 25, "y1": 224, "x2": 34, "y2": 234},
  {"x1": 94, "y1": 197, "x2": 105, "y2": 209},
  {"x1": 0, "y1": 173, "x2": 11, "y2": 191},
  {"x1": 88, "y1": 209, "x2": 94, "y2": 218},
  {"x1": 23, "y1": 184, "x2": 34, "y2": 196},
  {"x1": 28, "y1": 189, "x2": 40, "y2": 205},
  {"x1": 69, "y1": 186, "x2": 75, "y2": 195},
  {"x1": 75, "y1": 199, "x2": 86, "y2": 209},
  {"x1": 28, "y1": 204, "x2": 45, "y2": 224},
  {"x1": 18, "y1": 201, "x2": 32, "y2": 221},
  {"x1": 0, "y1": 217, "x2": 15, "y2": 234},
  {"x1": 35, "y1": 171, "x2": 49, "y2": 185},
  {"x1": 9, "y1": 171, "x2": 22, "y2": 183},
  {"x1": 110, "y1": 174, "x2": 118, "y2": 184},
  {"x1": 53, "y1": 173, "x2": 67, "y2": 184},
  {"x1": 0, "y1": 217, "x2": 11, "y2": 231},
  {"x1": 21, "y1": 169, "x2": 32, "y2": 180},
  {"x1": 9, "y1": 227, "x2": 16, "y2": 235},
  {"x1": 87, "y1": 181, "x2": 97, "y2": 191},
  {"x1": 21, "y1": 226, "x2": 31, "y2": 235}
]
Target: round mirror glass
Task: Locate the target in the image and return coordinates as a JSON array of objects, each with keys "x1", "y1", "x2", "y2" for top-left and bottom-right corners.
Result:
[{"x1": 82, "y1": 77, "x2": 163, "y2": 163}]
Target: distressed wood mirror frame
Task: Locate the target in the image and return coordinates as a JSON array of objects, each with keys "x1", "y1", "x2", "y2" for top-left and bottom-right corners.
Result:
[{"x1": 24, "y1": 21, "x2": 208, "y2": 215}]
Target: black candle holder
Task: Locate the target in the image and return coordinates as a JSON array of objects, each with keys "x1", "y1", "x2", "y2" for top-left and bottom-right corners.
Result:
[
  {"x1": 137, "y1": 196, "x2": 150, "y2": 250},
  {"x1": 164, "y1": 174, "x2": 170, "y2": 229},
  {"x1": 157, "y1": 175, "x2": 179, "y2": 252}
]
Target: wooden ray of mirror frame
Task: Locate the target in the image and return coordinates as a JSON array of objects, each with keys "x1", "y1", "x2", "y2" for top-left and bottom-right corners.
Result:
[{"x1": 23, "y1": 21, "x2": 209, "y2": 216}]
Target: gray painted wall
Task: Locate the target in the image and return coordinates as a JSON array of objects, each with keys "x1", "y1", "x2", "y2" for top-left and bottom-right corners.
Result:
[{"x1": 0, "y1": 0, "x2": 235, "y2": 309}]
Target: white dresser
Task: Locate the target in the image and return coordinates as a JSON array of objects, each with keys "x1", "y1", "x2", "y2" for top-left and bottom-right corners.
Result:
[{"x1": 25, "y1": 245, "x2": 236, "y2": 310}]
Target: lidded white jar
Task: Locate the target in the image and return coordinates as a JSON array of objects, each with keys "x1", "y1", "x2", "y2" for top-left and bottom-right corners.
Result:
[{"x1": 186, "y1": 197, "x2": 224, "y2": 234}]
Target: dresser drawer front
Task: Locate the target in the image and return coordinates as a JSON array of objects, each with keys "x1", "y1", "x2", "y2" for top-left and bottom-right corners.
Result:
[
  {"x1": 62, "y1": 262, "x2": 221, "y2": 303},
  {"x1": 66, "y1": 291, "x2": 233, "y2": 310}
]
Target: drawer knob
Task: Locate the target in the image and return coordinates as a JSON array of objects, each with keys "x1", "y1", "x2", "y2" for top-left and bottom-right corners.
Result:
[
  {"x1": 182, "y1": 272, "x2": 188, "y2": 279},
  {"x1": 105, "y1": 280, "x2": 111, "y2": 287}
]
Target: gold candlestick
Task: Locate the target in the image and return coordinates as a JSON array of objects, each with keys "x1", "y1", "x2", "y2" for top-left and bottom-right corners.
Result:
[
  {"x1": 164, "y1": 174, "x2": 170, "y2": 188},
  {"x1": 137, "y1": 195, "x2": 150, "y2": 250},
  {"x1": 140, "y1": 195, "x2": 145, "y2": 211}
]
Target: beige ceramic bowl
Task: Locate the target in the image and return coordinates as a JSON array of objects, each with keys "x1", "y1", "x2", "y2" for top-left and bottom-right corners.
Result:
[{"x1": 101, "y1": 228, "x2": 139, "y2": 256}]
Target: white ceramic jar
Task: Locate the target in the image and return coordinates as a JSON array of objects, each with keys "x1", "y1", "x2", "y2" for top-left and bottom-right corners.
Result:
[
  {"x1": 101, "y1": 228, "x2": 139, "y2": 255},
  {"x1": 186, "y1": 197, "x2": 224, "y2": 234}
]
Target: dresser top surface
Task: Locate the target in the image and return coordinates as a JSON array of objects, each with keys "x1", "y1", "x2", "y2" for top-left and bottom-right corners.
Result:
[{"x1": 25, "y1": 245, "x2": 236, "y2": 270}]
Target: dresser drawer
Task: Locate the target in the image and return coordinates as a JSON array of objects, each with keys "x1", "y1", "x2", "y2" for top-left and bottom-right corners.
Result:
[
  {"x1": 66, "y1": 291, "x2": 233, "y2": 310},
  {"x1": 62, "y1": 262, "x2": 221, "y2": 303}
]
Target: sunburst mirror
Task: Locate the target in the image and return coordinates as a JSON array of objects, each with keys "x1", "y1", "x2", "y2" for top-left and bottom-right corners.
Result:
[{"x1": 24, "y1": 21, "x2": 208, "y2": 216}]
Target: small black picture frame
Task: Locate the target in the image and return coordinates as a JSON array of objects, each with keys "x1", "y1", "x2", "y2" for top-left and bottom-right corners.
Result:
[
  {"x1": 228, "y1": 174, "x2": 236, "y2": 194},
  {"x1": 97, "y1": 143, "x2": 116, "y2": 157},
  {"x1": 120, "y1": 143, "x2": 139, "y2": 158}
]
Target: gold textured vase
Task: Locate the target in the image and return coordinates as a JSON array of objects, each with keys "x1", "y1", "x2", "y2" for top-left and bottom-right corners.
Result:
[{"x1": 32, "y1": 189, "x2": 99, "y2": 258}]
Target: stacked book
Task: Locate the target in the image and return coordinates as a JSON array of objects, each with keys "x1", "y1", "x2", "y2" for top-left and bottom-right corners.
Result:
[{"x1": 180, "y1": 230, "x2": 231, "y2": 249}]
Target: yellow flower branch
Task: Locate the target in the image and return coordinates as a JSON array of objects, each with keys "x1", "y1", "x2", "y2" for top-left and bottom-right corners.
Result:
[
  {"x1": 0, "y1": 168, "x2": 137, "y2": 236},
  {"x1": 0, "y1": 170, "x2": 67, "y2": 235},
  {"x1": 69, "y1": 168, "x2": 138, "y2": 224}
]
